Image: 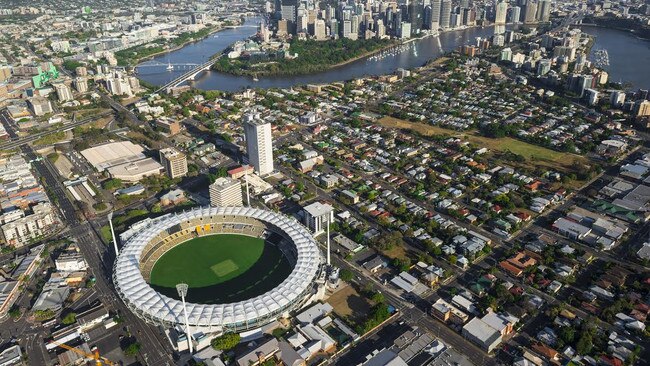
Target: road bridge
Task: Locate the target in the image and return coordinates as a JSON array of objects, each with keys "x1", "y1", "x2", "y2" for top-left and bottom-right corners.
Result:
[{"x1": 154, "y1": 58, "x2": 215, "y2": 94}]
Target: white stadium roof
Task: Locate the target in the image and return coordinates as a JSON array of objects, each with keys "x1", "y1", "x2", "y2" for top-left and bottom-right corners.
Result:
[{"x1": 113, "y1": 206, "x2": 322, "y2": 332}]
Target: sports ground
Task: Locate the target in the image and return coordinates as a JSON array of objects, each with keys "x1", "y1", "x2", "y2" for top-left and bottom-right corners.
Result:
[{"x1": 149, "y1": 234, "x2": 292, "y2": 304}]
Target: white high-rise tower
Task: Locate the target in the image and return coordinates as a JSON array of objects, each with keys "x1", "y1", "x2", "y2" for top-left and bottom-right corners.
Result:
[
  {"x1": 495, "y1": 0, "x2": 508, "y2": 25},
  {"x1": 244, "y1": 114, "x2": 274, "y2": 176}
]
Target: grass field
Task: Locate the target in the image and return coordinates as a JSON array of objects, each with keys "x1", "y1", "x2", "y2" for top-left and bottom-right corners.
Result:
[
  {"x1": 150, "y1": 234, "x2": 264, "y2": 288},
  {"x1": 149, "y1": 234, "x2": 292, "y2": 304},
  {"x1": 377, "y1": 116, "x2": 588, "y2": 172}
]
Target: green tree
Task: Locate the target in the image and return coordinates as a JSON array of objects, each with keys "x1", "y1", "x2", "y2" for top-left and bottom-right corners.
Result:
[
  {"x1": 371, "y1": 292, "x2": 385, "y2": 304},
  {"x1": 559, "y1": 326, "x2": 575, "y2": 344},
  {"x1": 392, "y1": 257, "x2": 411, "y2": 271},
  {"x1": 339, "y1": 269, "x2": 354, "y2": 282},
  {"x1": 575, "y1": 333, "x2": 592, "y2": 355},
  {"x1": 34, "y1": 309, "x2": 55, "y2": 321},
  {"x1": 61, "y1": 312, "x2": 76, "y2": 325},
  {"x1": 8, "y1": 306, "x2": 21, "y2": 319},
  {"x1": 102, "y1": 178, "x2": 123, "y2": 190},
  {"x1": 124, "y1": 342, "x2": 141, "y2": 357},
  {"x1": 356, "y1": 303, "x2": 391, "y2": 334},
  {"x1": 151, "y1": 203, "x2": 162, "y2": 213},
  {"x1": 211, "y1": 333, "x2": 240, "y2": 350}
]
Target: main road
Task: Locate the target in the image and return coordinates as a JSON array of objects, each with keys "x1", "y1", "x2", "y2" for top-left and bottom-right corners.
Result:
[
  {"x1": 0, "y1": 109, "x2": 113, "y2": 150},
  {"x1": 17, "y1": 136, "x2": 176, "y2": 364}
]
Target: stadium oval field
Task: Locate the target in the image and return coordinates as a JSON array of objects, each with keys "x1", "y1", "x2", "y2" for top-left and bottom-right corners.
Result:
[
  {"x1": 113, "y1": 206, "x2": 323, "y2": 333},
  {"x1": 149, "y1": 234, "x2": 292, "y2": 304}
]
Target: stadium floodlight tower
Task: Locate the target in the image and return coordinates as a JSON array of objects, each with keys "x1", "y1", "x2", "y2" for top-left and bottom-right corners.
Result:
[
  {"x1": 107, "y1": 212, "x2": 119, "y2": 256},
  {"x1": 326, "y1": 215, "x2": 331, "y2": 267},
  {"x1": 245, "y1": 172, "x2": 251, "y2": 206},
  {"x1": 176, "y1": 283, "x2": 193, "y2": 353}
]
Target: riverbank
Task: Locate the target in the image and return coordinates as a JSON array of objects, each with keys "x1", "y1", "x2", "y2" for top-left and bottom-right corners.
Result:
[
  {"x1": 209, "y1": 25, "x2": 490, "y2": 78},
  {"x1": 121, "y1": 20, "x2": 242, "y2": 66},
  {"x1": 212, "y1": 38, "x2": 396, "y2": 77},
  {"x1": 579, "y1": 17, "x2": 650, "y2": 40},
  {"x1": 135, "y1": 20, "x2": 501, "y2": 91}
]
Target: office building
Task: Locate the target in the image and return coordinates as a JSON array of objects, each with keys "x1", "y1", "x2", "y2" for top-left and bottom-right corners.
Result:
[
  {"x1": 277, "y1": 19, "x2": 289, "y2": 36},
  {"x1": 27, "y1": 97, "x2": 53, "y2": 116},
  {"x1": 280, "y1": 0, "x2": 296, "y2": 22},
  {"x1": 209, "y1": 177, "x2": 243, "y2": 207},
  {"x1": 430, "y1": 0, "x2": 441, "y2": 30},
  {"x1": 75, "y1": 66, "x2": 87, "y2": 76},
  {"x1": 159, "y1": 148, "x2": 188, "y2": 179},
  {"x1": 0, "y1": 345, "x2": 22, "y2": 365},
  {"x1": 440, "y1": 0, "x2": 452, "y2": 29},
  {"x1": 537, "y1": 0, "x2": 551, "y2": 22},
  {"x1": 610, "y1": 91, "x2": 626, "y2": 107},
  {"x1": 314, "y1": 19, "x2": 326, "y2": 40},
  {"x1": 634, "y1": 100, "x2": 650, "y2": 118},
  {"x1": 398, "y1": 21, "x2": 411, "y2": 39},
  {"x1": 53, "y1": 83, "x2": 73, "y2": 102},
  {"x1": 302, "y1": 201, "x2": 334, "y2": 235},
  {"x1": 376, "y1": 19, "x2": 386, "y2": 38},
  {"x1": 73, "y1": 77, "x2": 88, "y2": 93},
  {"x1": 510, "y1": 6, "x2": 521, "y2": 23},
  {"x1": 244, "y1": 114, "x2": 274, "y2": 176},
  {"x1": 537, "y1": 59, "x2": 551, "y2": 76},
  {"x1": 106, "y1": 72, "x2": 133, "y2": 96},
  {"x1": 523, "y1": 0, "x2": 538, "y2": 24},
  {"x1": 500, "y1": 47, "x2": 513, "y2": 62},
  {"x1": 495, "y1": 0, "x2": 508, "y2": 25},
  {"x1": 409, "y1": 0, "x2": 424, "y2": 34},
  {"x1": 155, "y1": 118, "x2": 181, "y2": 135}
]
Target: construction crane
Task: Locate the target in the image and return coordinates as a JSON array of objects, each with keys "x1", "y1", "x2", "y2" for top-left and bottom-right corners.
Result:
[{"x1": 54, "y1": 342, "x2": 115, "y2": 366}]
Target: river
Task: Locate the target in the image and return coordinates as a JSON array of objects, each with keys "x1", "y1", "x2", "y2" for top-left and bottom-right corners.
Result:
[
  {"x1": 580, "y1": 25, "x2": 650, "y2": 90},
  {"x1": 136, "y1": 18, "x2": 650, "y2": 92},
  {"x1": 136, "y1": 17, "x2": 497, "y2": 91}
]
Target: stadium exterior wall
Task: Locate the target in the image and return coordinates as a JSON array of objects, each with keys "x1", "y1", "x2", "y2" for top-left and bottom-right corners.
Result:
[{"x1": 113, "y1": 206, "x2": 323, "y2": 334}]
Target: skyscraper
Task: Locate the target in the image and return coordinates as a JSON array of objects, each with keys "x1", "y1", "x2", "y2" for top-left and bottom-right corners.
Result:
[
  {"x1": 495, "y1": 0, "x2": 508, "y2": 24},
  {"x1": 244, "y1": 114, "x2": 274, "y2": 176},
  {"x1": 440, "y1": 0, "x2": 452, "y2": 29},
  {"x1": 376, "y1": 18, "x2": 386, "y2": 38},
  {"x1": 398, "y1": 21, "x2": 412, "y2": 39},
  {"x1": 430, "y1": 0, "x2": 441, "y2": 30},
  {"x1": 277, "y1": 0, "x2": 297, "y2": 21},
  {"x1": 536, "y1": 0, "x2": 551, "y2": 22},
  {"x1": 409, "y1": 0, "x2": 424, "y2": 34},
  {"x1": 314, "y1": 18, "x2": 326, "y2": 39},
  {"x1": 209, "y1": 177, "x2": 243, "y2": 207},
  {"x1": 73, "y1": 77, "x2": 88, "y2": 93},
  {"x1": 53, "y1": 83, "x2": 73, "y2": 101},
  {"x1": 523, "y1": 0, "x2": 538, "y2": 24},
  {"x1": 510, "y1": 6, "x2": 521, "y2": 23}
]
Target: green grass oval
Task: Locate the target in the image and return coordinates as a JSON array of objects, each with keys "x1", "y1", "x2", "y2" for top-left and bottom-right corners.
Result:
[
  {"x1": 148, "y1": 233, "x2": 292, "y2": 304},
  {"x1": 150, "y1": 234, "x2": 265, "y2": 288}
]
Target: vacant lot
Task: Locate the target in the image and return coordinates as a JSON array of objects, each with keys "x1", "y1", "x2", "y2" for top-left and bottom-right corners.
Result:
[
  {"x1": 328, "y1": 284, "x2": 372, "y2": 324},
  {"x1": 377, "y1": 116, "x2": 588, "y2": 172}
]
